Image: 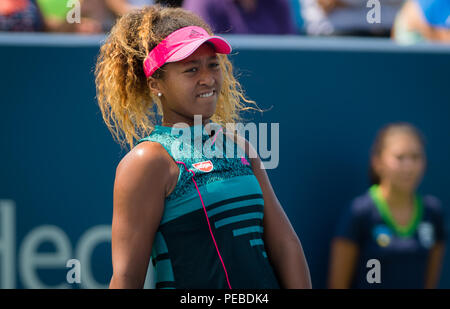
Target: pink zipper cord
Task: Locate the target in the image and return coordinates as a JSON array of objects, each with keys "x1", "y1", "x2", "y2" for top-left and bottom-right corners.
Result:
[
  {"x1": 175, "y1": 160, "x2": 232, "y2": 289},
  {"x1": 211, "y1": 127, "x2": 223, "y2": 146}
]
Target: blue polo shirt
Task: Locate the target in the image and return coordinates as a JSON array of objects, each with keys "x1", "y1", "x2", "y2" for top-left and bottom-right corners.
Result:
[{"x1": 335, "y1": 186, "x2": 446, "y2": 289}]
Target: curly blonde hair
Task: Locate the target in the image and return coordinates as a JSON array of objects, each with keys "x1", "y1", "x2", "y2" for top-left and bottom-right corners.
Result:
[{"x1": 95, "y1": 5, "x2": 261, "y2": 150}]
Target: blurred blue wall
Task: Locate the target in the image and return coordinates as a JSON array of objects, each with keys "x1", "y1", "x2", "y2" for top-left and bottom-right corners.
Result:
[{"x1": 0, "y1": 33, "x2": 449, "y2": 289}]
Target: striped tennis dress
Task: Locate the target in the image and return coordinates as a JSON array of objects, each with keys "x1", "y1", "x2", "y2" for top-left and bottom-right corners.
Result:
[{"x1": 137, "y1": 123, "x2": 280, "y2": 289}]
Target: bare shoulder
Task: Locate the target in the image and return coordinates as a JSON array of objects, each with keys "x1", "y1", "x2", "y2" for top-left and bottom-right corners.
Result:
[
  {"x1": 115, "y1": 141, "x2": 176, "y2": 197},
  {"x1": 117, "y1": 141, "x2": 169, "y2": 176}
]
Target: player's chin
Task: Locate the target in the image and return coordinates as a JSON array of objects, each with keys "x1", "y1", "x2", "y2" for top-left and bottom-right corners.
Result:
[
  {"x1": 194, "y1": 101, "x2": 217, "y2": 119},
  {"x1": 394, "y1": 178, "x2": 420, "y2": 192}
]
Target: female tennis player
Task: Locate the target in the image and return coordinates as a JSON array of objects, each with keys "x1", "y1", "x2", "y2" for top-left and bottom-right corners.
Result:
[
  {"x1": 95, "y1": 5, "x2": 311, "y2": 289},
  {"x1": 328, "y1": 123, "x2": 446, "y2": 288}
]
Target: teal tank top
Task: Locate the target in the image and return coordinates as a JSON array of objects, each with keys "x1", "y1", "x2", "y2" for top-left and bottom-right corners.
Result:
[{"x1": 137, "y1": 122, "x2": 280, "y2": 289}]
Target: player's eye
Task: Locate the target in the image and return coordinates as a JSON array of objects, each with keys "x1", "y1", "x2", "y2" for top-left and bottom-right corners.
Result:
[
  {"x1": 210, "y1": 62, "x2": 220, "y2": 69},
  {"x1": 396, "y1": 155, "x2": 405, "y2": 161},
  {"x1": 184, "y1": 67, "x2": 198, "y2": 73}
]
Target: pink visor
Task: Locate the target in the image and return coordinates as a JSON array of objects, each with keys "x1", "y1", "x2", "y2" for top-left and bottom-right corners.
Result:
[{"x1": 143, "y1": 26, "x2": 232, "y2": 78}]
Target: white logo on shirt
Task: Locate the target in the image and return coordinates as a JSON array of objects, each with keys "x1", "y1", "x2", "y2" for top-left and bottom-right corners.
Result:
[{"x1": 417, "y1": 222, "x2": 435, "y2": 249}]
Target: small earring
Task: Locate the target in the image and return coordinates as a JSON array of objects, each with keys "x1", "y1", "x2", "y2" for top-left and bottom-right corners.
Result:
[{"x1": 157, "y1": 92, "x2": 162, "y2": 97}]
